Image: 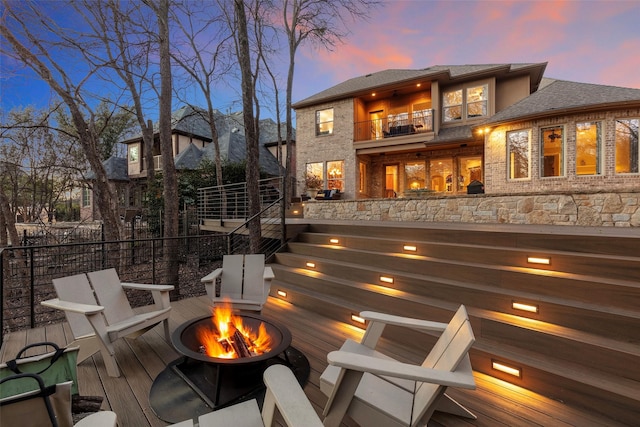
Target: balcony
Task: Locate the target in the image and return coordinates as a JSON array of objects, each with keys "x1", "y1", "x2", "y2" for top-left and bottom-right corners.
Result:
[{"x1": 354, "y1": 109, "x2": 434, "y2": 142}]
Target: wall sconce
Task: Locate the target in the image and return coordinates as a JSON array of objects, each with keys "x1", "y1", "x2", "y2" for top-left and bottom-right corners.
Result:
[
  {"x1": 492, "y1": 360, "x2": 522, "y2": 378},
  {"x1": 512, "y1": 301, "x2": 539, "y2": 314},
  {"x1": 292, "y1": 210, "x2": 299, "y2": 215},
  {"x1": 305, "y1": 262, "x2": 316, "y2": 268},
  {"x1": 527, "y1": 256, "x2": 550, "y2": 265},
  {"x1": 379, "y1": 276, "x2": 394, "y2": 284},
  {"x1": 403, "y1": 245, "x2": 417, "y2": 252},
  {"x1": 277, "y1": 290, "x2": 287, "y2": 298},
  {"x1": 329, "y1": 238, "x2": 340, "y2": 245},
  {"x1": 351, "y1": 314, "x2": 366, "y2": 326}
]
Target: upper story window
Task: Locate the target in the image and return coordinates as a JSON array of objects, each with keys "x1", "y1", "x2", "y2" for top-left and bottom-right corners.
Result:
[
  {"x1": 443, "y1": 83, "x2": 488, "y2": 123},
  {"x1": 128, "y1": 145, "x2": 139, "y2": 163},
  {"x1": 316, "y1": 108, "x2": 334, "y2": 136},
  {"x1": 82, "y1": 187, "x2": 91, "y2": 207},
  {"x1": 615, "y1": 118, "x2": 639, "y2": 174},
  {"x1": 576, "y1": 121, "x2": 602, "y2": 175},
  {"x1": 541, "y1": 126, "x2": 564, "y2": 177},
  {"x1": 507, "y1": 129, "x2": 531, "y2": 180}
]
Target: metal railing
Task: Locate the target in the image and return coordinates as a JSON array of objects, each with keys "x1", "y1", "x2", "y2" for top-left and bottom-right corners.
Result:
[
  {"x1": 354, "y1": 109, "x2": 434, "y2": 141},
  {"x1": 0, "y1": 233, "x2": 231, "y2": 343}
]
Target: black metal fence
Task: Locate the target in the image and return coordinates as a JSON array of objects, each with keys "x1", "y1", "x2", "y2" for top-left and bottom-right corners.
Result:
[{"x1": 0, "y1": 233, "x2": 229, "y2": 345}]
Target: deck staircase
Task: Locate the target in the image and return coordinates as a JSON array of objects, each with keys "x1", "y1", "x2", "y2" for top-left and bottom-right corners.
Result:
[{"x1": 268, "y1": 221, "x2": 640, "y2": 424}]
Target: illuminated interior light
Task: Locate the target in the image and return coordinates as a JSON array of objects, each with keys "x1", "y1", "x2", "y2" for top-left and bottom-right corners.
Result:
[
  {"x1": 292, "y1": 210, "x2": 299, "y2": 214},
  {"x1": 351, "y1": 314, "x2": 366, "y2": 325},
  {"x1": 305, "y1": 262, "x2": 316, "y2": 268},
  {"x1": 403, "y1": 245, "x2": 417, "y2": 252},
  {"x1": 512, "y1": 301, "x2": 539, "y2": 313},
  {"x1": 416, "y1": 83, "x2": 421, "y2": 87},
  {"x1": 527, "y1": 256, "x2": 550, "y2": 265},
  {"x1": 379, "y1": 276, "x2": 394, "y2": 284},
  {"x1": 492, "y1": 360, "x2": 522, "y2": 378},
  {"x1": 276, "y1": 290, "x2": 287, "y2": 298},
  {"x1": 329, "y1": 238, "x2": 340, "y2": 244}
]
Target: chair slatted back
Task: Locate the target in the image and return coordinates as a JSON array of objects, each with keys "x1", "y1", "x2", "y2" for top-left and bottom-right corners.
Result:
[
  {"x1": 221, "y1": 255, "x2": 245, "y2": 300},
  {"x1": 51, "y1": 274, "x2": 96, "y2": 339},
  {"x1": 412, "y1": 306, "x2": 475, "y2": 425},
  {"x1": 242, "y1": 254, "x2": 265, "y2": 299},
  {"x1": 87, "y1": 269, "x2": 136, "y2": 326}
]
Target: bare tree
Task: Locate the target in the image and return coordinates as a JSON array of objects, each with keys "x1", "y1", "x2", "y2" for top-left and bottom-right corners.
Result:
[{"x1": 0, "y1": 1, "x2": 123, "y2": 241}]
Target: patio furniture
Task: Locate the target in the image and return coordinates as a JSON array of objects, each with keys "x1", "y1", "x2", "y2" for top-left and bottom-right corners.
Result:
[
  {"x1": 0, "y1": 373, "x2": 117, "y2": 427},
  {"x1": 168, "y1": 364, "x2": 322, "y2": 427},
  {"x1": 42, "y1": 269, "x2": 173, "y2": 377},
  {"x1": 201, "y1": 254, "x2": 274, "y2": 311},
  {"x1": 320, "y1": 305, "x2": 477, "y2": 427}
]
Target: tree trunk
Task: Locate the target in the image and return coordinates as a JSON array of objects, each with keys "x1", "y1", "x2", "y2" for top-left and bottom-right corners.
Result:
[{"x1": 234, "y1": 0, "x2": 261, "y2": 254}]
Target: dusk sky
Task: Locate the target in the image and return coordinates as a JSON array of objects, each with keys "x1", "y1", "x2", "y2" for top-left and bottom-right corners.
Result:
[{"x1": 1, "y1": 0, "x2": 639, "y2": 119}]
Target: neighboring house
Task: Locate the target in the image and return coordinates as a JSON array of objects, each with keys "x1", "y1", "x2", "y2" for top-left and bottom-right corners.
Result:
[
  {"x1": 80, "y1": 156, "x2": 129, "y2": 221},
  {"x1": 292, "y1": 63, "x2": 640, "y2": 199},
  {"x1": 83, "y1": 105, "x2": 293, "y2": 220}
]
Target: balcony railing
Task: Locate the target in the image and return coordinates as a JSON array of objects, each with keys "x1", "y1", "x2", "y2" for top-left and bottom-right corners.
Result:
[{"x1": 354, "y1": 110, "x2": 434, "y2": 142}]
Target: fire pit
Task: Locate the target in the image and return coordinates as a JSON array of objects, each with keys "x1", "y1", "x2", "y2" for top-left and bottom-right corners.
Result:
[{"x1": 150, "y1": 308, "x2": 307, "y2": 423}]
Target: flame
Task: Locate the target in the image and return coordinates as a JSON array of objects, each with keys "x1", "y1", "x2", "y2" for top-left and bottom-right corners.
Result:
[{"x1": 196, "y1": 301, "x2": 273, "y2": 359}]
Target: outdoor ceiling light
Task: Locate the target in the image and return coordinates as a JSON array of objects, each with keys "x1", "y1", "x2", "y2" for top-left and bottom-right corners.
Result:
[
  {"x1": 403, "y1": 245, "x2": 417, "y2": 252},
  {"x1": 492, "y1": 360, "x2": 521, "y2": 378},
  {"x1": 305, "y1": 262, "x2": 316, "y2": 268},
  {"x1": 527, "y1": 256, "x2": 550, "y2": 265},
  {"x1": 329, "y1": 238, "x2": 340, "y2": 245},
  {"x1": 512, "y1": 301, "x2": 539, "y2": 314},
  {"x1": 351, "y1": 314, "x2": 366, "y2": 325},
  {"x1": 379, "y1": 276, "x2": 394, "y2": 284},
  {"x1": 276, "y1": 290, "x2": 287, "y2": 298}
]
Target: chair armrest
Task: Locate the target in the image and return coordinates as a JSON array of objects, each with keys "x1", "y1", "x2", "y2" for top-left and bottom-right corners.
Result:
[
  {"x1": 121, "y1": 282, "x2": 174, "y2": 292},
  {"x1": 327, "y1": 351, "x2": 476, "y2": 389},
  {"x1": 41, "y1": 298, "x2": 104, "y2": 315},
  {"x1": 262, "y1": 365, "x2": 323, "y2": 427},
  {"x1": 360, "y1": 311, "x2": 448, "y2": 332},
  {"x1": 201, "y1": 268, "x2": 223, "y2": 283},
  {"x1": 263, "y1": 266, "x2": 275, "y2": 281}
]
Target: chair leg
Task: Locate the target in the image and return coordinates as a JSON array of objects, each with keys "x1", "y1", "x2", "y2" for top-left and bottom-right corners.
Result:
[{"x1": 434, "y1": 393, "x2": 476, "y2": 419}]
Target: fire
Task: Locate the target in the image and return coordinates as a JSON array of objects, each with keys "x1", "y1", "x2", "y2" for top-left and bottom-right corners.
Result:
[{"x1": 196, "y1": 302, "x2": 273, "y2": 359}]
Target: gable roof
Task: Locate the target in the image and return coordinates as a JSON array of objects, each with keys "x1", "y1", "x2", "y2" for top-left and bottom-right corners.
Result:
[
  {"x1": 293, "y1": 63, "x2": 547, "y2": 108},
  {"x1": 483, "y1": 78, "x2": 640, "y2": 126}
]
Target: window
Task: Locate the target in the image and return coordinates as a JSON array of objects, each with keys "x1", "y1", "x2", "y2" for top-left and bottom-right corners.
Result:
[
  {"x1": 129, "y1": 145, "x2": 139, "y2": 163},
  {"x1": 466, "y1": 85, "x2": 488, "y2": 118},
  {"x1": 615, "y1": 119, "x2": 639, "y2": 174},
  {"x1": 576, "y1": 121, "x2": 601, "y2": 175},
  {"x1": 306, "y1": 162, "x2": 324, "y2": 188},
  {"x1": 82, "y1": 187, "x2": 91, "y2": 207},
  {"x1": 540, "y1": 126, "x2": 564, "y2": 177},
  {"x1": 412, "y1": 103, "x2": 433, "y2": 132},
  {"x1": 359, "y1": 161, "x2": 367, "y2": 194},
  {"x1": 404, "y1": 162, "x2": 426, "y2": 191},
  {"x1": 316, "y1": 108, "x2": 334, "y2": 136},
  {"x1": 443, "y1": 84, "x2": 488, "y2": 123},
  {"x1": 430, "y1": 158, "x2": 453, "y2": 192},
  {"x1": 507, "y1": 130, "x2": 531, "y2": 179},
  {"x1": 327, "y1": 161, "x2": 344, "y2": 191},
  {"x1": 458, "y1": 157, "x2": 483, "y2": 190},
  {"x1": 443, "y1": 89, "x2": 462, "y2": 122}
]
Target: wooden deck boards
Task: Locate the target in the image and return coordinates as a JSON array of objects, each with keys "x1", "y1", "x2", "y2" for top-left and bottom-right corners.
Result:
[{"x1": 1, "y1": 295, "x2": 625, "y2": 427}]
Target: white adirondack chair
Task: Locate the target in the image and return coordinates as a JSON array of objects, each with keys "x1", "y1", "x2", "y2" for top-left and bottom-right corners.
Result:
[
  {"x1": 41, "y1": 269, "x2": 173, "y2": 377},
  {"x1": 168, "y1": 364, "x2": 323, "y2": 427},
  {"x1": 201, "y1": 254, "x2": 274, "y2": 311},
  {"x1": 320, "y1": 305, "x2": 477, "y2": 427}
]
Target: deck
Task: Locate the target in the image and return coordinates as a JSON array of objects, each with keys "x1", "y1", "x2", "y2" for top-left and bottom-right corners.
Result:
[{"x1": 0, "y1": 295, "x2": 624, "y2": 427}]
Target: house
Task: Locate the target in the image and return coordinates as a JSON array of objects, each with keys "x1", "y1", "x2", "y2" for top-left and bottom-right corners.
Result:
[
  {"x1": 292, "y1": 63, "x2": 640, "y2": 200},
  {"x1": 83, "y1": 105, "x2": 293, "y2": 221}
]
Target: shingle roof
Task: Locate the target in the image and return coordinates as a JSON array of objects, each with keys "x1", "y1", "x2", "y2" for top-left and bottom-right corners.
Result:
[
  {"x1": 484, "y1": 78, "x2": 640, "y2": 125},
  {"x1": 86, "y1": 156, "x2": 128, "y2": 181},
  {"x1": 174, "y1": 143, "x2": 204, "y2": 170},
  {"x1": 293, "y1": 63, "x2": 546, "y2": 108}
]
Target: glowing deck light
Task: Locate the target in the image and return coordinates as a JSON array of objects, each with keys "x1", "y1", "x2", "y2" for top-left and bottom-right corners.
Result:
[{"x1": 492, "y1": 360, "x2": 521, "y2": 378}]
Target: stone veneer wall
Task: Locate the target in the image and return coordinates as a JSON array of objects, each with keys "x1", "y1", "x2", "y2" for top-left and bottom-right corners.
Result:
[{"x1": 304, "y1": 191, "x2": 640, "y2": 227}]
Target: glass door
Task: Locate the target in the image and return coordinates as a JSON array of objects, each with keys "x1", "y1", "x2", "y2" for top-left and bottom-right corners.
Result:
[{"x1": 385, "y1": 165, "x2": 398, "y2": 198}]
